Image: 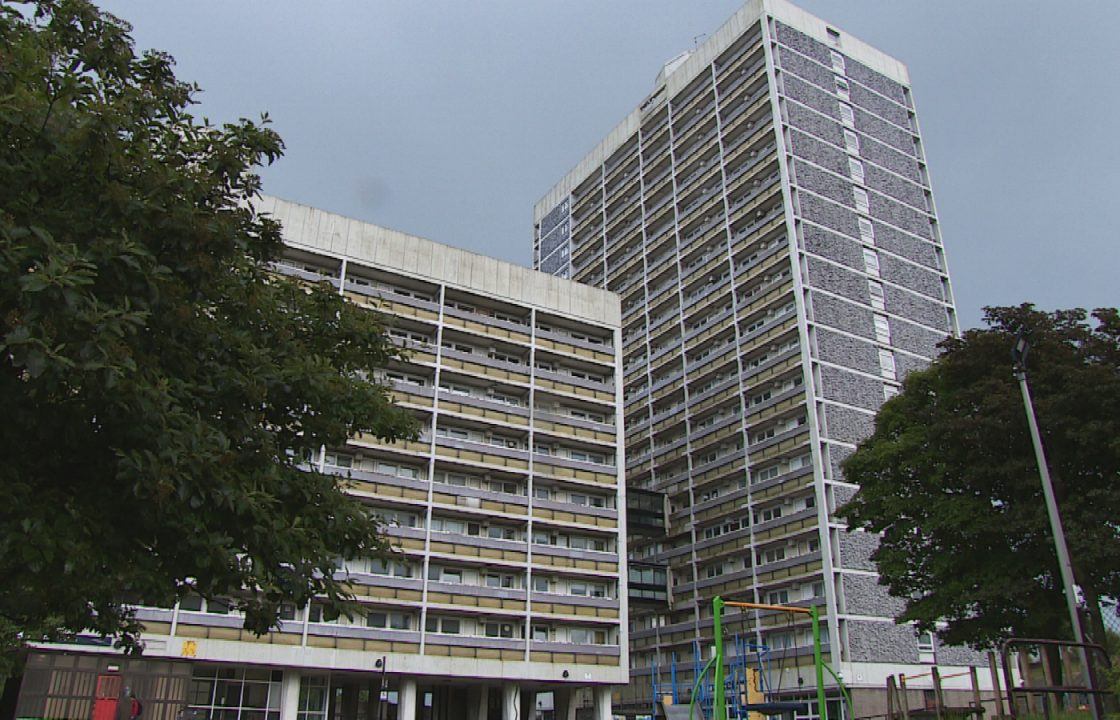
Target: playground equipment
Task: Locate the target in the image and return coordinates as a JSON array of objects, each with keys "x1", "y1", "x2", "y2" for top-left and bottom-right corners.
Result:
[
  {"x1": 688, "y1": 596, "x2": 850, "y2": 720},
  {"x1": 998, "y1": 638, "x2": 1114, "y2": 719}
]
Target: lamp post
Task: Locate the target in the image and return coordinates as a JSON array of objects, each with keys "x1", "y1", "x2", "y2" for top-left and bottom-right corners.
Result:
[{"x1": 1011, "y1": 333, "x2": 1099, "y2": 720}]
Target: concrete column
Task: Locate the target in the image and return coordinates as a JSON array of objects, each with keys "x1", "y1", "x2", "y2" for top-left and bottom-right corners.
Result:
[
  {"x1": 398, "y1": 679, "x2": 417, "y2": 720},
  {"x1": 280, "y1": 671, "x2": 301, "y2": 720},
  {"x1": 501, "y1": 683, "x2": 520, "y2": 720},
  {"x1": 467, "y1": 686, "x2": 489, "y2": 720},
  {"x1": 592, "y1": 686, "x2": 612, "y2": 720},
  {"x1": 553, "y1": 689, "x2": 577, "y2": 720}
]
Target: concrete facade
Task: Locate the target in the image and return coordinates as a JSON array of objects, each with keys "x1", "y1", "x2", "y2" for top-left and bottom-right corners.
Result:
[
  {"x1": 18, "y1": 197, "x2": 628, "y2": 720},
  {"x1": 532, "y1": 0, "x2": 983, "y2": 715}
]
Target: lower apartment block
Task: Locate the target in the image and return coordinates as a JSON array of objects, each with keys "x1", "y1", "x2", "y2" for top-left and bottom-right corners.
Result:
[{"x1": 15, "y1": 197, "x2": 628, "y2": 720}]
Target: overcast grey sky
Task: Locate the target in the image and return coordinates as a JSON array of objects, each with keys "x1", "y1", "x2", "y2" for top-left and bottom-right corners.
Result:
[{"x1": 98, "y1": 0, "x2": 1118, "y2": 328}]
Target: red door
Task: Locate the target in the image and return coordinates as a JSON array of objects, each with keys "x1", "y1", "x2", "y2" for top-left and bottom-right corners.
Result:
[{"x1": 92, "y1": 674, "x2": 122, "y2": 720}]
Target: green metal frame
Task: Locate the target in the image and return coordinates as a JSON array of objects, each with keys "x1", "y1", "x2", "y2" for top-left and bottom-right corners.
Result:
[{"x1": 690, "y1": 596, "x2": 840, "y2": 720}]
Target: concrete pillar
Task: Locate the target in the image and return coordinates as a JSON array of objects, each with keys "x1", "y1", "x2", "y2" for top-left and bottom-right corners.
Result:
[
  {"x1": 467, "y1": 686, "x2": 489, "y2": 720},
  {"x1": 592, "y1": 686, "x2": 612, "y2": 720},
  {"x1": 553, "y1": 689, "x2": 577, "y2": 720},
  {"x1": 501, "y1": 683, "x2": 520, "y2": 720},
  {"x1": 280, "y1": 671, "x2": 301, "y2": 720},
  {"x1": 398, "y1": 679, "x2": 417, "y2": 720}
]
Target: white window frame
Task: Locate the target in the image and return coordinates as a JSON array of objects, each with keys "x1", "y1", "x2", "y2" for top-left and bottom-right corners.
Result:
[
  {"x1": 848, "y1": 157, "x2": 865, "y2": 185},
  {"x1": 853, "y1": 187, "x2": 870, "y2": 214},
  {"x1": 843, "y1": 129, "x2": 860, "y2": 155},
  {"x1": 839, "y1": 102, "x2": 855, "y2": 128},
  {"x1": 863, "y1": 248, "x2": 881, "y2": 278},
  {"x1": 858, "y1": 216, "x2": 875, "y2": 245}
]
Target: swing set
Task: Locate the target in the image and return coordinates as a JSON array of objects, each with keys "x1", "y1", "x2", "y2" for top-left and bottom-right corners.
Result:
[{"x1": 688, "y1": 596, "x2": 851, "y2": 720}]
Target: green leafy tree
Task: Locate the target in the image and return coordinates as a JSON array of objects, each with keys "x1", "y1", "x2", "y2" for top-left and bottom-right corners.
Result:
[
  {"x1": 0, "y1": 0, "x2": 415, "y2": 675},
  {"x1": 840, "y1": 305, "x2": 1120, "y2": 650}
]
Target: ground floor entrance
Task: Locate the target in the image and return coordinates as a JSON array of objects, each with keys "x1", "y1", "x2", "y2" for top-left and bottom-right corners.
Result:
[{"x1": 13, "y1": 651, "x2": 613, "y2": 720}]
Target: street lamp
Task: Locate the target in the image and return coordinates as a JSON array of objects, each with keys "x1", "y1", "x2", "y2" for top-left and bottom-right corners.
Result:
[{"x1": 1011, "y1": 332, "x2": 1099, "y2": 720}]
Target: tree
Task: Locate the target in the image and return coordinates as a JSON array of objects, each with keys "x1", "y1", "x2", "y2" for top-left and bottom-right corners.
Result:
[
  {"x1": 0, "y1": 0, "x2": 416, "y2": 675},
  {"x1": 839, "y1": 305, "x2": 1120, "y2": 650}
]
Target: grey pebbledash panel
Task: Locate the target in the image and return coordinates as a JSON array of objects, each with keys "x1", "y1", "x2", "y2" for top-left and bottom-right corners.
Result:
[
  {"x1": 878, "y1": 252, "x2": 944, "y2": 300},
  {"x1": 869, "y1": 190, "x2": 934, "y2": 239},
  {"x1": 789, "y1": 129, "x2": 849, "y2": 176},
  {"x1": 540, "y1": 197, "x2": 570, "y2": 239},
  {"x1": 823, "y1": 404, "x2": 875, "y2": 444},
  {"x1": 795, "y1": 161, "x2": 856, "y2": 208},
  {"x1": 805, "y1": 256, "x2": 870, "y2": 305},
  {"x1": 859, "y1": 135, "x2": 923, "y2": 185},
  {"x1": 787, "y1": 102, "x2": 845, "y2": 148},
  {"x1": 847, "y1": 620, "x2": 921, "y2": 663},
  {"x1": 816, "y1": 328, "x2": 881, "y2": 375},
  {"x1": 798, "y1": 193, "x2": 860, "y2": 239},
  {"x1": 854, "y1": 106, "x2": 916, "y2": 157},
  {"x1": 864, "y1": 164, "x2": 928, "y2": 213},
  {"x1": 540, "y1": 241, "x2": 571, "y2": 276},
  {"x1": 802, "y1": 224, "x2": 864, "y2": 271},
  {"x1": 774, "y1": 22, "x2": 834, "y2": 67},
  {"x1": 845, "y1": 60, "x2": 908, "y2": 106},
  {"x1": 777, "y1": 45, "x2": 836, "y2": 93},
  {"x1": 811, "y1": 291, "x2": 875, "y2": 339},
  {"x1": 890, "y1": 316, "x2": 948, "y2": 359},
  {"x1": 782, "y1": 75, "x2": 842, "y2": 122},
  {"x1": 842, "y1": 572, "x2": 905, "y2": 617},
  {"x1": 848, "y1": 82, "x2": 910, "y2": 130},
  {"x1": 872, "y1": 220, "x2": 940, "y2": 269},
  {"x1": 837, "y1": 529, "x2": 879, "y2": 571},
  {"x1": 831, "y1": 479, "x2": 857, "y2": 506},
  {"x1": 819, "y1": 365, "x2": 885, "y2": 411},
  {"x1": 894, "y1": 351, "x2": 929, "y2": 382},
  {"x1": 935, "y1": 643, "x2": 987, "y2": 667},
  {"x1": 884, "y1": 284, "x2": 950, "y2": 331}
]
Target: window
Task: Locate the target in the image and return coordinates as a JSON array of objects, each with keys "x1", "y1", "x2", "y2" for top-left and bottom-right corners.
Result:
[
  {"x1": 366, "y1": 612, "x2": 409, "y2": 630},
  {"x1": 531, "y1": 625, "x2": 552, "y2": 642},
  {"x1": 874, "y1": 314, "x2": 891, "y2": 344},
  {"x1": 862, "y1": 248, "x2": 880, "y2": 277},
  {"x1": 754, "y1": 505, "x2": 783, "y2": 523},
  {"x1": 843, "y1": 129, "x2": 860, "y2": 155},
  {"x1": 884, "y1": 385, "x2": 900, "y2": 400},
  {"x1": 917, "y1": 631, "x2": 936, "y2": 663},
  {"x1": 858, "y1": 216, "x2": 875, "y2": 245},
  {"x1": 826, "y1": 27, "x2": 841, "y2": 46},
  {"x1": 853, "y1": 187, "x2": 870, "y2": 214},
  {"x1": 868, "y1": 280, "x2": 886, "y2": 310},
  {"x1": 830, "y1": 50, "x2": 846, "y2": 73},
  {"x1": 839, "y1": 102, "x2": 855, "y2": 128},
  {"x1": 848, "y1": 158, "x2": 865, "y2": 185},
  {"x1": 489, "y1": 350, "x2": 522, "y2": 365},
  {"x1": 767, "y1": 589, "x2": 790, "y2": 605},
  {"x1": 428, "y1": 566, "x2": 462, "y2": 584},
  {"x1": 425, "y1": 616, "x2": 461, "y2": 635},
  {"x1": 834, "y1": 76, "x2": 850, "y2": 101},
  {"x1": 532, "y1": 576, "x2": 551, "y2": 593},
  {"x1": 369, "y1": 558, "x2": 411, "y2": 577},
  {"x1": 759, "y1": 546, "x2": 786, "y2": 564},
  {"x1": 569, "y1": 628, "x2": 608, "y2": 645},
  {"x1": 483, "y1": 622, "x2": 516, "y2": 639},
  {"x1": 485, "y1": 573, "x2": 515, "y2": 589},
  {"x1": 878, "y1": 349, "x2": 897, "y2": 381},
  {"x1": 752, "y1": 465, "x2": 780, "y2": 484}
]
